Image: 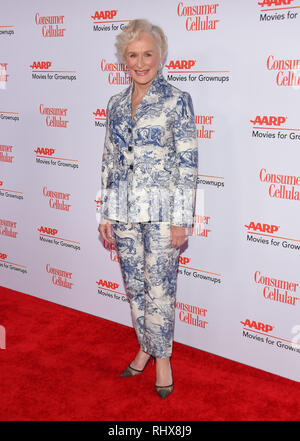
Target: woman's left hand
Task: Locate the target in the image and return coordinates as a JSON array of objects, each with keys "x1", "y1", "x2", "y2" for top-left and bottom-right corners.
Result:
[{"x1": 170, "y1": 225, "x2": 188, "y2": 248}]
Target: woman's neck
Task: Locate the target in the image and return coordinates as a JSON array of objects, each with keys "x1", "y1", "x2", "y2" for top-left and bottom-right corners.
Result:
[{"x1": 132, "y1": 80, "x2": 153, "y2": 101}]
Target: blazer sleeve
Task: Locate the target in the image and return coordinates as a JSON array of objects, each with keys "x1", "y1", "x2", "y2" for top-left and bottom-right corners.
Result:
[
  {"x1": 171, "y1": 92, "x2": 198, "y2": 230},
  {"x1": 98, "y1": 97, "x2": 114, "y2": 224}
]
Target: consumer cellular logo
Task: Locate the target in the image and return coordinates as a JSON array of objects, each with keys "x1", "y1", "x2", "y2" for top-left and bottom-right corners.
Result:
[
  {"x1": 0, "y1": 63, "x2": 8, "y2": 89},
  {"x1": 192, "y1": 214, "x2": 212, "y2": 237},
  {"x1": 100, "y1": 59, "x2": 131, "y2": 85},
  {"x1": 42, "y1": 186, "x2": 71, "y2": 212},
  {"x1": 195, "y1": 114, "x2": 215, "y2": 139},
  {"x1": 254, "y1": 270, "x2": 300, "y2": 306},
  {"x1": 34, "y1": 12, "x2": 66, "y2": 37},
  {"x1": 177, "y1": 2, "x2": 220, "y2": 31},
  {"x1": 0, "y1": 218, "x2": 18, "y2": 238},
  {"x1": 46, "y1": 264, "x2": 73, "y2": 289},
  {"x1": 39, "y1": 104, "x2": 69, "y2": 128},
  {"x1": 267, "y1": 55, "x2": 300, "y2": 87},
  {"x1": 259, "y1": 168, "x2": 300, "y2": 201},
  {"x1": 176, "y1": 302, "x2": 208, "y2": 328},
  {"x1": 0, "y1": 145, "x2": 14, "y2": 164}
]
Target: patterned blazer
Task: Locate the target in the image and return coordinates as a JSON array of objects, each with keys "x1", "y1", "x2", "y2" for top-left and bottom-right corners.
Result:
[{"x1": 99, "y1": 70, "x2": 198, "y2": 228}]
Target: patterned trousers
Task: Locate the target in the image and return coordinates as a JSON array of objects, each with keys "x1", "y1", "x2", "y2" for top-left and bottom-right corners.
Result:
[{"x1": 112, "y1": 221, "x2": 180, "y2": 358}]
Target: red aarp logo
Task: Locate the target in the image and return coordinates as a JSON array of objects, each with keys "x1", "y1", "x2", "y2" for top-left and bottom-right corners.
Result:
[
  {"x1": 91, "y1": 10, "x2": 117, "y2": 20},
  {"x1": 258, "y1": 0, "x2": 294, "y2": 6},
  {"x1": 250, "y1": 115, "x2": 287, "y2": 126},
  {"x1": 245, "y1": 222, "x2": 279, "y2": 234},
  {"x1": 241, "y1": 318, "x2": 274, "y2": 333},
  {"x1": 97, "y1": 279, "x2": 119, "y2": 290},
  {"x1": 30, "y1": 61, "x2": 52, "y2": 70},
  {"x1": 34, "y1": 147, "x2": 55, "y2": 156},
  {"x1": 165, "y1": 60, "x2": 196, "y2": 70},
  {"x1": 38, "y1": 226, "x2": 58, "y2": 236}
]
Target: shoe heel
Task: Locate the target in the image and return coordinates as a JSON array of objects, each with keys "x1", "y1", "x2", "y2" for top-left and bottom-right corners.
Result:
[{"x1": 120, "y1": 354, "x2": 153, "y2": 377}]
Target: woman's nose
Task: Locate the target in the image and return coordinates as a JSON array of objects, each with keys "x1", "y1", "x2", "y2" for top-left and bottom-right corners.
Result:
[{"x1": 136, "y1": 55, "x2": 144, "y2": 68}]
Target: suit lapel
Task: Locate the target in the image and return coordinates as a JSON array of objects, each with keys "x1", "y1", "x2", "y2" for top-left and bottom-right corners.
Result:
[
  {"x1": 132, "y1": 71, "x2": 168, "y2": 125},
  {"x1": 117, "y1": 83, "x2": 133, "y2": 127}
]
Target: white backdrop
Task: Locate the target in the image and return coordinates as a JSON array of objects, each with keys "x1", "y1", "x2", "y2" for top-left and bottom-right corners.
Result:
[{"x1": 1, "y1": 0, "x2": 300, "y2": 382}]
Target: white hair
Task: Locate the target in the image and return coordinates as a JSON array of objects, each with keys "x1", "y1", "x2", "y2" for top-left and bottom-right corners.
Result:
[{"x1": 115, "y1": 19, "x2": 168, "y2": 63}]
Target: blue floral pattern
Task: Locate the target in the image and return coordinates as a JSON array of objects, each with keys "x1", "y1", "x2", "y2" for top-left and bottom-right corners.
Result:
[
  {"x1": 99, "y1": 71, "x2": 198, "y2": 228},
  {"x1": 112, "y1": 221, "x2": 180, "y2": 358},
  {"x1": 99, "y1": 72, "x2": 198, "y2": 358}
]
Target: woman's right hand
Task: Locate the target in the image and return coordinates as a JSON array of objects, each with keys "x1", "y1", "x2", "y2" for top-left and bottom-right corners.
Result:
[{"x1": 98, "y1": 221, "x2": 115, "y2": 243}]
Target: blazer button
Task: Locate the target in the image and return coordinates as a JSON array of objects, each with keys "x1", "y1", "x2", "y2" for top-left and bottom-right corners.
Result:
[
  {"x1": 128, "y1": 146, "x2": 132, "y2": 151},
  {"x1": 129, "y1": 164, "x2": 133, "y2": 170}
]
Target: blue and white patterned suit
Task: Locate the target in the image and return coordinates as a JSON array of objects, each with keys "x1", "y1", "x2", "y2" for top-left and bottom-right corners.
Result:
[{"x1": 99, "y1": 70, "x2": 198, "y2": 358}]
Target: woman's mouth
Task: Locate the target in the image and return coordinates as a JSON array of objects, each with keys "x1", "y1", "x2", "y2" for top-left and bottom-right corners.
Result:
[{"x1": 135, "y1": 70, "x2": 149, "y2": 76}]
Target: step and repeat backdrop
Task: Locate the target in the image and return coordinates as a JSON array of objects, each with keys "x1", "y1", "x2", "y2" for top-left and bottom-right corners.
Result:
[{"x1": 1, "y1": 0, "x2": 300, "y2": 382}]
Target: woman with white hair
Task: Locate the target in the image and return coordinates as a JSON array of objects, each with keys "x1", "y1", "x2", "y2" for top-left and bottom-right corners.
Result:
[{"x1": 98, "y1": 19, "x2": 198, "y2": 398}]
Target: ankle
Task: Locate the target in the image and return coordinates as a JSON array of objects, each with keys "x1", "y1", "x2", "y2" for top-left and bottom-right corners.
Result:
[
  {"x1": 155, "y1": 357, "x2": 170, "y2": 366},
  {"x1": 155, "y1": 357, "x2": 172, "y2": 383},
  {"x1": 131, "y1": 349, "x2": 151, "y2": 369}
]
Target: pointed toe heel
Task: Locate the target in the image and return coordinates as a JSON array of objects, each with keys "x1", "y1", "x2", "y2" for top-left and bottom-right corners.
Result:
[{"x1": 155, "y1": 383, "x2": 174, "y2": 399}]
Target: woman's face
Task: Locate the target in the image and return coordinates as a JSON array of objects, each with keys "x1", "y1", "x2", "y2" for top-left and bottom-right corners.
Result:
[{"x1": 125, "y1": 32, "x2": 162, "y2": 88}]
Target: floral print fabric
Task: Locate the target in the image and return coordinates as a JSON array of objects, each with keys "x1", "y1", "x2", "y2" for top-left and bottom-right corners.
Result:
[
  {"x1": 112, "y1": 221, "x2": 180, "y2": 358},
  {"x1": 99, "y1": 71, "x2": 198, "y2": 229}
]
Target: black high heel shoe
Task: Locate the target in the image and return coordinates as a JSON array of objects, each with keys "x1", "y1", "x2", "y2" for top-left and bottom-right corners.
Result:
[
  {"x1": 120, "y1": 354, "x2": 153, "y2": 377},
  {"x1": 155, "y1": 383, "x2": 174, "y2": 399},
  {"x1": 155, "y1": 358, "x2": 174, "y2": 398}
]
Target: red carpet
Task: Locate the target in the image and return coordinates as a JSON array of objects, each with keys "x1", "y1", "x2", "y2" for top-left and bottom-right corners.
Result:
[{"x1": 0, "y1": 285, "x2": 299, "y2": 421}]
